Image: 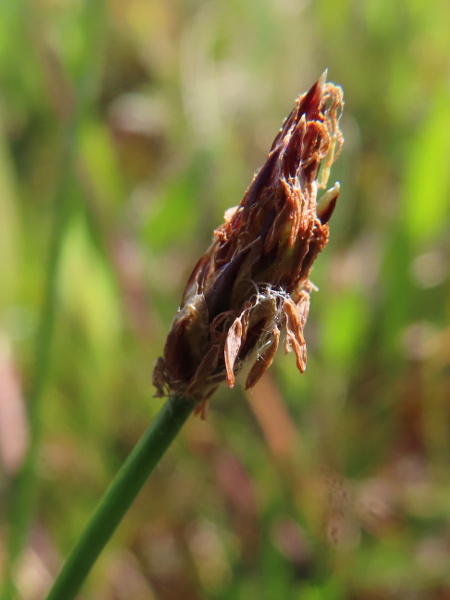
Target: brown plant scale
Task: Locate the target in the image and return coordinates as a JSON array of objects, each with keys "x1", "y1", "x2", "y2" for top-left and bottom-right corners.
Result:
[{"x1": 153, "y1": 73, "x2": 344, "y2": 417}]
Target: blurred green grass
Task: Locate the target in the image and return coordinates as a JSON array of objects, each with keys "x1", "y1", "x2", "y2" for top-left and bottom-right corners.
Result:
[{"x1": 1, "y1": 0, "x2": 450, "y2": 598}]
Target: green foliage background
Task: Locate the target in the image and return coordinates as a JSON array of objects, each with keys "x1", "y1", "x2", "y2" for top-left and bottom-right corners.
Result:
[{"x1": 1, "y1": 0, "x2": 450, "y2": 598}]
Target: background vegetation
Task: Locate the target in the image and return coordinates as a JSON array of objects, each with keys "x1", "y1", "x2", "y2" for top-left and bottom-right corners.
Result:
[{"x1": 1, "y1": 0, "x2": 450, "y2": 598}]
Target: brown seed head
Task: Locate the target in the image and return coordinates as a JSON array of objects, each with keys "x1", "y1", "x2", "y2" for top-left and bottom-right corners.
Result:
[{"x1": 153, "y1": 73, "x2": 344, "y2": 410}]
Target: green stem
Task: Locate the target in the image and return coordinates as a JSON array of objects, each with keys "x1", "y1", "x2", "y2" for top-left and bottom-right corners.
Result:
[{"x1": 45, "y1": 394, "x2": 194, "y2": 600}]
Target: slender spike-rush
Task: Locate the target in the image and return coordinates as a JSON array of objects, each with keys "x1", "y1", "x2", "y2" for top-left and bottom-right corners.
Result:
[{"x1": 153, "y1": 74, "x2": 344, "y2": 417}]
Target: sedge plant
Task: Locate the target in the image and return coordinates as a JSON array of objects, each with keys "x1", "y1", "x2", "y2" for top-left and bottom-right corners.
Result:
[{"x1": 44, "y1": 73, "x2": 344, "y2": 600}]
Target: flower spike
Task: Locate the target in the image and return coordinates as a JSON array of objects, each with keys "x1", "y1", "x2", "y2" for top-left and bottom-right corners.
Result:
[{"x1": 153, "y1": 75, "x2": 344, "y2": 411}]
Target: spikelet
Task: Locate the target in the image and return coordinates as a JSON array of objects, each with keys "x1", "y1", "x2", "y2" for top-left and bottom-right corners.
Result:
[{"x1": 153, "y1": 73, "x2": 344, "y2": 413}]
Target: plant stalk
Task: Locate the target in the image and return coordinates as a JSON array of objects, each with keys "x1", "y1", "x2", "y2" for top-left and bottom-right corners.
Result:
[{"x1": 44, "y1": 394, "x2": 194, "y2": 600}]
